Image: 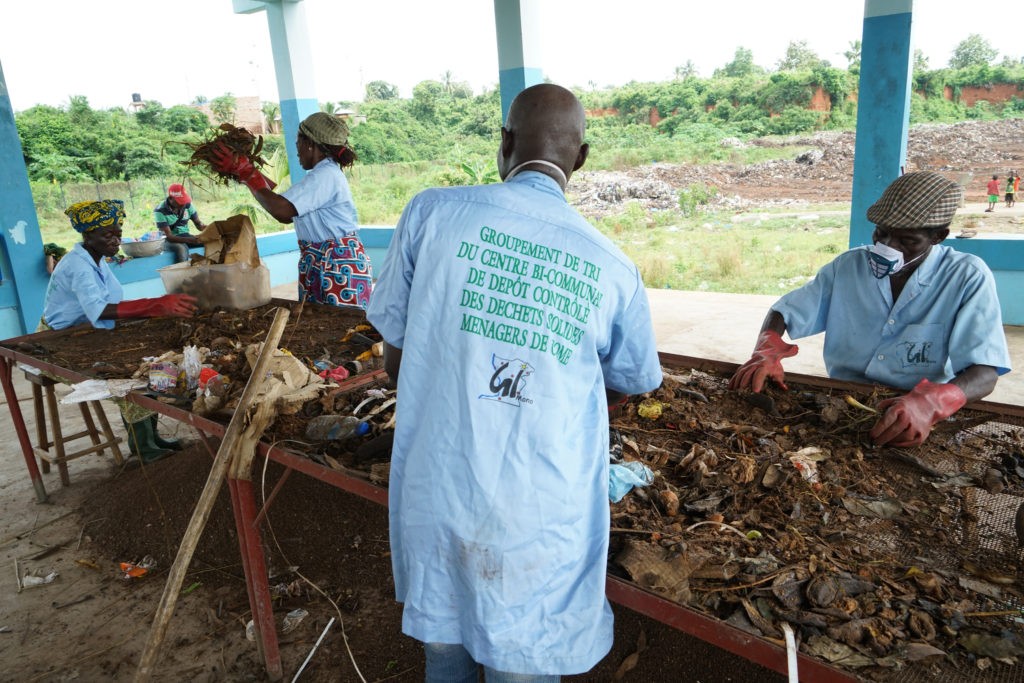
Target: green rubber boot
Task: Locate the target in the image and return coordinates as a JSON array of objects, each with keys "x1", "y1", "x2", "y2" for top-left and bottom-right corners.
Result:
[
  {"x1": 122, "y1": 416, "x2": 173, "y2": 464},
  {"x1": 150, "y1": 415, "x2": 183, "y2": 451}
]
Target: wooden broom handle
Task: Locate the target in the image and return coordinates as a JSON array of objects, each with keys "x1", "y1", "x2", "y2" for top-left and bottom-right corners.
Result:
[{"x1": 134, "y1": 306, "x2": 290, "y2": 682}]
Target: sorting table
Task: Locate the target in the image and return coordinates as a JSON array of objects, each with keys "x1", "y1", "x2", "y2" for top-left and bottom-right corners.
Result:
[{"x1": 8, "y1": 328, "x2": 1019, "y2": 682}]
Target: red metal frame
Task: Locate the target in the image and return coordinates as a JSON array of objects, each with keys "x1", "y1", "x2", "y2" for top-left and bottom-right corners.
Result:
[
  {"x1": 0, "y1": 357, "x2": 49, "y2": 503},
  {"x1": 10, "y1": 336, "x2": 963, "y2": 681}
]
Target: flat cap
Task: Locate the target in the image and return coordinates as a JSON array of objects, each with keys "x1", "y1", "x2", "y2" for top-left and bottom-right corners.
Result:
[{"x1": 866, "y1": 171, "x2": 962, "y2": 229}]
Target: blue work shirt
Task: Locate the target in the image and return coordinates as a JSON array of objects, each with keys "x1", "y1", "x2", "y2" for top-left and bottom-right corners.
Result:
[
  {"x1": 773, "y1": 244, "x2": 1011, "y2": 389},
  {"x1": 42, "y1": 243, "x2": 123, "y2": 330},
  {"x1": 367, "y1": 171, "x2": 662, "y2": 675},
  {"x1": 282, "y1": 157, "x2": 358, "y2": 243}
]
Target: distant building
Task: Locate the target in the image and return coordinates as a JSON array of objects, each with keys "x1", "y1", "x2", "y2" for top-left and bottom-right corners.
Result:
[{"x1": 193, "y1": 95, "x2": 267, "y2": 134}]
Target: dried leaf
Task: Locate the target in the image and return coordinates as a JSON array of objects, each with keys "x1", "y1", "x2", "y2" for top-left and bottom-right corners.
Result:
[
  {"x1": 841, "y1": 496, "x2": 902, "y2": 519},
  {"x1": 905, "y1": 642, "x2": 946, "y2": 661}
]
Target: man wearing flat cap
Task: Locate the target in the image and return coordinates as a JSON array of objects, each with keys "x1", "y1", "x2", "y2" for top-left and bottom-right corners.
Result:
[{"x1": 730, "y1": 171, "x2": 1011, "y2": 447}]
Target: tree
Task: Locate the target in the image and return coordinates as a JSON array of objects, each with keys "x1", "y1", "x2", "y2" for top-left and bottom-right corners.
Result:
[
  {"x1": 321, "y1": 101, "x2": 339, "y2": 115},
  {"x1": 364, "y1": 80, "x2": 399, "y2": 102},
  {"x1": 66, "y1": 95, "x2": 96, "y2": 127},
  {"x1": 261, "y1": 101, "x2": 280, "y2": 133},
  {"x1": 134, "y1": 100, "x2": 165, "y2": 127},
  {"x1": 674, "y1": 61, "x2": 698, "y2": 80},
  {"x1": 192, "y1": 95, "x2": 208, "y2": 105},
  {"x1": 162, "y1": 105, "x2": 210, "y2": 134},
  {"x1": 210, "y1": 93, "x2": 237, "y2": 124},
  {"x1": 716, "y1": 47, "x2": 761, "y2": 78},
  {"x1": 441, "y1": 70, "x2": 455, "y2": 95},
  {"x1": 776, "y1": 40, "x2": 827, "y2": 71},
  {"x1": 843, "y1": 40, "x2": 861, "y2": 71},
  {"x1": 949, "y1": 34, "x2": 998, "y2": 69},
  {"x1": 411, "y1": 80, "x2": 446, "y2": 121},
  {"x1": 27, "y1": 152, "x2": 91, "y2": 183},
  {"x1": 914, "y1": 49, "x2": 930, "y2": 73}
]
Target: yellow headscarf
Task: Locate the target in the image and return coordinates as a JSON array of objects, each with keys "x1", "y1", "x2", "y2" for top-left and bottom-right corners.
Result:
[{"x1": 64, "y1": 200, "x2": 125, "y2": 234}]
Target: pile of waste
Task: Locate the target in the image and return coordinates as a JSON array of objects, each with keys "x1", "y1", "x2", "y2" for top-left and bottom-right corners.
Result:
[{"x1": 609, "y1": 365, "x2": 1024, "y2": 678}]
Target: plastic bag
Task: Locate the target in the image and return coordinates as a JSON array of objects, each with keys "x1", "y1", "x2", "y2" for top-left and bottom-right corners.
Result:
[
  {"x1": 148, "y1": 362, "x2": 180, "y2": 392},
  {"x1": 182, "y1": 345, "x2": 202, "y2": 391},
  {"x1": 608, "y1": 460, "x2": 654, "y2": 503}
]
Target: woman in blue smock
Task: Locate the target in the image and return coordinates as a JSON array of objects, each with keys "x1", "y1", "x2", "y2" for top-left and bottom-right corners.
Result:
[{"x1": 211, "y1": 112, "x2": 372, "y2": 308}]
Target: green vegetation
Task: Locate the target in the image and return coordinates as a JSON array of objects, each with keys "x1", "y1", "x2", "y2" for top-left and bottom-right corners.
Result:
[
  {"x1": 16, "y1": 33, "x2": 1024, "y2": 293},
  {"x1": 590, "y1": 202, "x2": 850, "y2": 294}
]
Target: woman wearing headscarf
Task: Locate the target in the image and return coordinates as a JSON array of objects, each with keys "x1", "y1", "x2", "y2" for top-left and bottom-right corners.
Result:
[
  {"x1": 211, "y1": 112, "x2": 372, "y2": 308},
  {"x1": 41, "y1": 200, "x2": 198, "y2": 331},
  {"x1": 41, "y1": 200, "x2": 199, "y2": 463}
]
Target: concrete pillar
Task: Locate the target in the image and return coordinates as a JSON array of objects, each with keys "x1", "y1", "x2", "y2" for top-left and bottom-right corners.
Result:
[
  {"x1": 493, "y1": 0, "x2": 544, "y2": 122},
  {"x1": 0, "y1": 58, "x2": 49, "y2": 335},
  {"x1": 233, "y1": 0, "x2": 319, "y2": 185},
  {"x1": 850, "y1": 0, "x2": 913, "y2": 247}
]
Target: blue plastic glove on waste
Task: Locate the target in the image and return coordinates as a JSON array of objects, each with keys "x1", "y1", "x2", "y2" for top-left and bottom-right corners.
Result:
[{"x1": 609, "y1": 460, "x2": 655, "y2": 503}]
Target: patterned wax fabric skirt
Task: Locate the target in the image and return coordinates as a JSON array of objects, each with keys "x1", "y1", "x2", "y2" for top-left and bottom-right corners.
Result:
[{"x1": 297, "y1": 236, "x2": 373, "y2": 308}]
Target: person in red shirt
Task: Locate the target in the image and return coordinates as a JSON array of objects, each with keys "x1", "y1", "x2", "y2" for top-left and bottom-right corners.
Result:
[{"x1": 986, "y1": 175, "x2": 1000, "y2": 212}]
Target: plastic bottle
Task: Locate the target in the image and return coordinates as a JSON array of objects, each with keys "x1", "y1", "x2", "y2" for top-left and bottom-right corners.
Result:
[{"x1": 305, "y1": 415, "x2": 370, "y2": 441}]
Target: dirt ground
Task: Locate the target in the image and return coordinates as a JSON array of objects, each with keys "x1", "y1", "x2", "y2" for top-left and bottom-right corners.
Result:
[
  {"x1": 0, "y1": 306, "x2": 790, "y2": 683},
  {"x1": 2, "y1": 118, "x2": 1024, "y2": 683},
  {"x1": 572, "y1": 118, "x2": 1024, "y2": 236}
]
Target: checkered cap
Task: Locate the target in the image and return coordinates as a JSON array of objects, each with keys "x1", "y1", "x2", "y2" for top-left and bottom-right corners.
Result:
[
  {"x1": 299, "y1": 112, "x2": 349, "y2": 147},
  {"x1": 866, "y1": 171, "x2": 962, "y2": 229}
]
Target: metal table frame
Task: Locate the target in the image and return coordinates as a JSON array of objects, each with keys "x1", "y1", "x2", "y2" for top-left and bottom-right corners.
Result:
[{"x1": 13, "y1": 336, "x2": 1017, "y2": 681}]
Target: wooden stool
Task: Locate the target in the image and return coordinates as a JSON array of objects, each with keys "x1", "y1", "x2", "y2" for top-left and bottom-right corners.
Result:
[{"x1": 24, "y1": 370, "x2": 125, "y2": 487}]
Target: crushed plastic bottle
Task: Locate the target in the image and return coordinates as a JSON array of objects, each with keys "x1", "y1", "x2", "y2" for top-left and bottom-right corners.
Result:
[
  {"x1": 20, "y1": 570, "x2": 59, "y2": 588},
  {"x1": 282, "y1": 608, "x2": 308, "y2": 634},
  {"x1": 305, "y1": 415, "x2": 371, "y2": 441}
]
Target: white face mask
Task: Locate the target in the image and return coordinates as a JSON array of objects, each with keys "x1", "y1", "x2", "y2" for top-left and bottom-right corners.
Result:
[
  {"x1": 867, "y1": 241, "x2": 926, "y2": 279},
  {"x1": 504, "y1": 159, "x2": 568, "y2": 189}
]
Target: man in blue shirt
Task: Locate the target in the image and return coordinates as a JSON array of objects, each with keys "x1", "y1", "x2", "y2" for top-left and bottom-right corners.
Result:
[
  {"x1": 731, "y1": 171, "x2": 1011, "y2": 447},
  {"x1": 366, "y1": 84, "x2": 662, "y2": 680}
]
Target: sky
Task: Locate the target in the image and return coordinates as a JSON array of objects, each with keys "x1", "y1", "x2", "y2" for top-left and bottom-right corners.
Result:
[{"x1": 2, "y1": 1, "x2": 1023, "y2": 113}]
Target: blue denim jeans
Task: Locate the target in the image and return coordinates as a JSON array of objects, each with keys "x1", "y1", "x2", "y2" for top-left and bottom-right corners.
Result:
[{"x1": 424, "y1": 643, "x2": 560, "y2": 683}]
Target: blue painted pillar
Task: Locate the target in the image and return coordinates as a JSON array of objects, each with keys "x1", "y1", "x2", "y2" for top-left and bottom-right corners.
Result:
[
  {"x1": 0, "y1": 58, "x2": 49, "y2": 335},
  {"x1": 493, "y1": 0, "x2": 544, "y2": 122},
  {"x1": 233, "y1": 0, "x2": 319, "y2": 185},
  {"x1": 850, "y1": 0, "x2": 913, "y2": 247}
]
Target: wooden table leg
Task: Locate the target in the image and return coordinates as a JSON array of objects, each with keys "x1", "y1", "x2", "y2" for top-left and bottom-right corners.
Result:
[
  {"x1": 43, "y1": 384, "x2": 71, "y2": 487},
  {"x1": 89, "y1": 401, "x2": 124, "y2": 465},
  {"x1": 30, "y1": 382, "x2": 50, "y2": 474}
]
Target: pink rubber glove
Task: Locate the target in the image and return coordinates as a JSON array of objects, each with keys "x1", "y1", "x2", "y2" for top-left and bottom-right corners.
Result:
[
  {"x1": 869, "y1": 378, "x2": 967, "y2": 447},
  {"x1": 209, "y1": 145, "x2": 274, "y2": 191},
  {"x1": 116, "y1": 294, "x2": 199, "y2": 319},
  {"x1": 728, "y1": 330, "x2": 799, "y2": 392}
]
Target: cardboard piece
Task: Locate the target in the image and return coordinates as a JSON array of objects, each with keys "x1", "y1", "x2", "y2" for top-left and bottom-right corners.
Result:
[{"x1": 196, "y1": 214, "x2": 261, "y2": 267}]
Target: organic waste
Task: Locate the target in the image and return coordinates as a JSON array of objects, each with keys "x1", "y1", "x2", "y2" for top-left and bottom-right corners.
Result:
[{"x1": 180, "y1": 122, "x2": 269, "y2": 185}]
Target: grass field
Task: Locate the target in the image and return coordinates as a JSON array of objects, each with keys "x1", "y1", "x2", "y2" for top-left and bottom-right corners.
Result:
[{"x1": 32, "y1": 161, "x2": 854, "y2": 297}]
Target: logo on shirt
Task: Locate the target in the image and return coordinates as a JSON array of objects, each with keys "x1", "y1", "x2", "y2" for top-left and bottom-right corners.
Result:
[
  {"x1": 899, "y1": 341, "x2": 936, "y2": 369},
  {"x1": 479, "y1": 354, "x2": 534, "y2": 407}
]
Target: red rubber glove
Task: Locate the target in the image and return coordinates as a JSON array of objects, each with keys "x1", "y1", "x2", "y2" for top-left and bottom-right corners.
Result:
[
  {"x1": 209, "y1": 145, "x2": 274, "y2": 191},
  {"x1": 728, "y1": 330, "x2": 799, "y2": 392},
  {"x1": 116, "y1": 294, "x2": 199, "y2": 319},
  {"x1": 869, "y1": 379, "x2": 967, "y2": 448}
]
